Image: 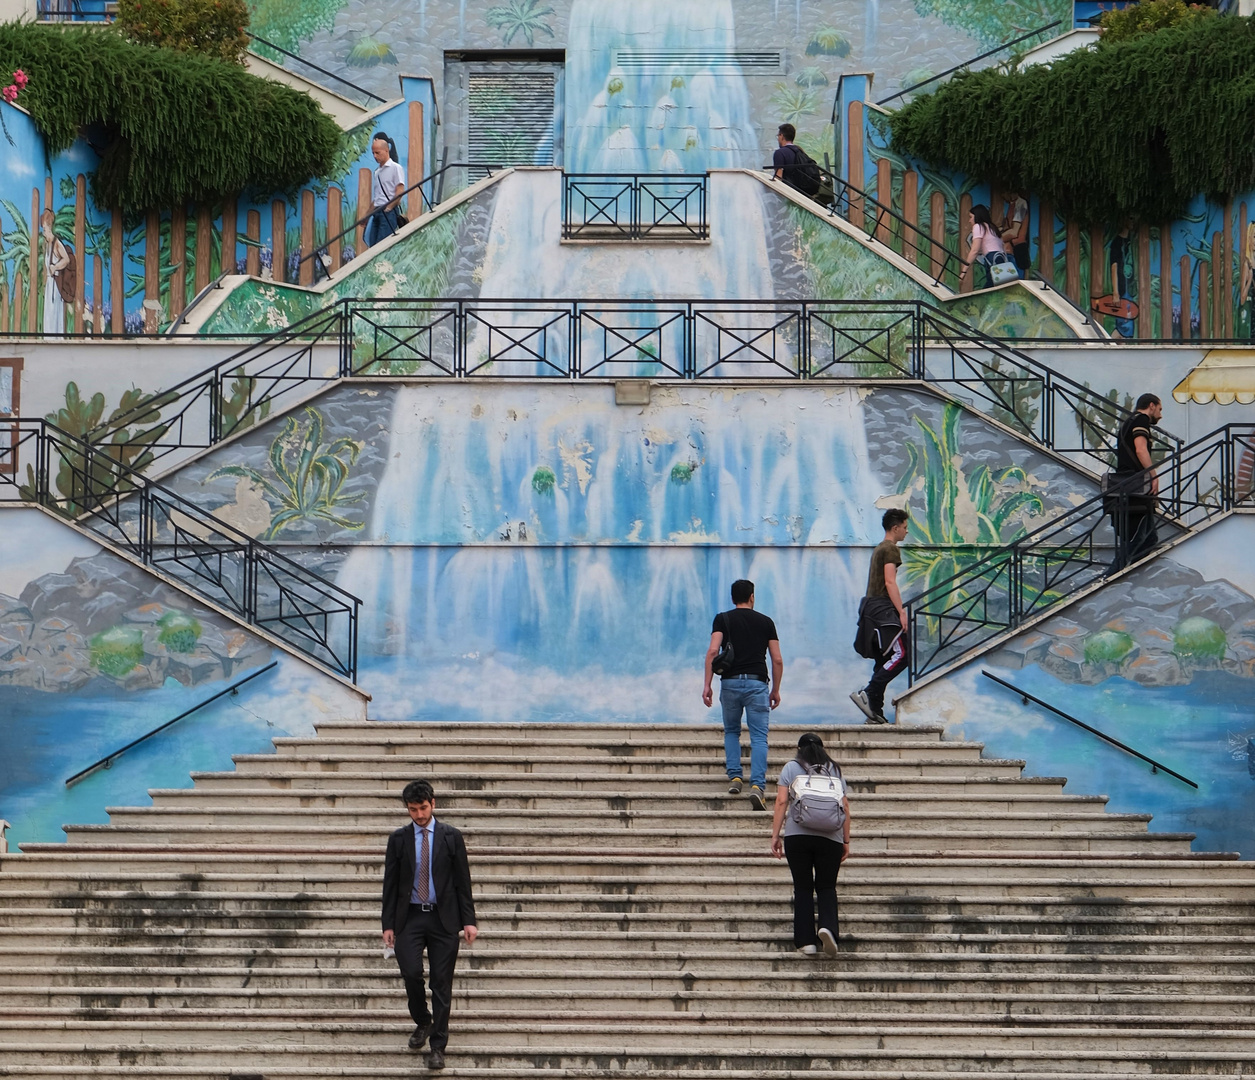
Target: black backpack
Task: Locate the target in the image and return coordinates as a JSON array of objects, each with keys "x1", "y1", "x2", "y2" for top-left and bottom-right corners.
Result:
[{"x1": 783, "y1": 145, "x2": 824, "y2": 197}]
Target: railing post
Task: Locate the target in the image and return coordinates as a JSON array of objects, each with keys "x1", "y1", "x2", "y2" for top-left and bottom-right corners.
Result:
[
  {"x1": 455, "y1": 300, "x2": 466, "y2": 378},
  {"x1": 799, "y1": 301, "x2": 810, "y2": 379},
  {"x1": 138, "y1": 484, "x2": 152, "y2": 565},
  {"x1": 209, "y1": 367, "x2": 223, "y2": 444},
  {"x1": 1042, "y1": 372, "x2": 1054, "y2": 449},
  {"x1": 570, "y1": 301, "x2": 579, "y2": 379},
  {"x1": 685, "y1": 302, "x2": 696, "y2": 379},
  {"x1": 339, "y1": 302, "x2": 353, "y2": 378},
  {"x1": 911, "y1": 304, "x2": 925, "y2": 380}
]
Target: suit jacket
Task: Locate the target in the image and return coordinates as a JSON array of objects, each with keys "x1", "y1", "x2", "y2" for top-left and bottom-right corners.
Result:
[{"x1": 382, "y1": 818, "x2": 476, "y2": 937}]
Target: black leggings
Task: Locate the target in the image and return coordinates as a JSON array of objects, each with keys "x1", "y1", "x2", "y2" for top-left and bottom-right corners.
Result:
[{"x1": 784, "y1": 833, "x2": 843, "y2": 948}]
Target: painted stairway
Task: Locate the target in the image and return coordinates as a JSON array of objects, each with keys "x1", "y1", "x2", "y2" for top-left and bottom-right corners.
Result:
[{"x1": 1, "y1": 721, "x2": 1254, "y2": 1076}]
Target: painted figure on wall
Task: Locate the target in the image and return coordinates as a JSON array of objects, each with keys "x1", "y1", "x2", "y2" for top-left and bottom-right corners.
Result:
[{"x1": 39, "y1": 209, "x2": 71, "y2": 335}]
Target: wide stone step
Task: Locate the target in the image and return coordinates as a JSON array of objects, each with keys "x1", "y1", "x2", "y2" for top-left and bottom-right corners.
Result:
[{"x1": 311, "y1": 721, "x2": 948, "y2": 742}]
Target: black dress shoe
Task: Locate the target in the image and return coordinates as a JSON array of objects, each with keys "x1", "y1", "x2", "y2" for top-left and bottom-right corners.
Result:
[
  {"x1": 408, "y1": 1021, "x2": 434, "y2": 1050},
  {"x1": 427, "y1": 1049, "x2": 446, "y2": 1070}
]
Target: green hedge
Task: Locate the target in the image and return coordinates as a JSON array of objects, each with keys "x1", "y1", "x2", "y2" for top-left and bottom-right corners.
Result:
[
  {"x1": 887, "y1": 16, "x2": 1255, "y2": 226},
  {"x1": 0, "y1": 21, "x2": 339, "y2": 211}
]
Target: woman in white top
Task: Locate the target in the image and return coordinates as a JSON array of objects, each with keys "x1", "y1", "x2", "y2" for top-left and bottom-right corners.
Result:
[
  {"x1": 365, "y1": 131, "x2": 406, "y2": 248},
  {"x1": 958, "y1": 204, "x2": 1004, "y2": 290},
  {"x1": 770, "y1": 732, "x2": 851, "y2": 957},
  {"x1": 40, "y1": 209, "x2": 71, "y2": 334}
]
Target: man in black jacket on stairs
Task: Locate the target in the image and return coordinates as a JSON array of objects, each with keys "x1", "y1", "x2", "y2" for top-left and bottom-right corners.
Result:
[{"x1": 382, "y1": 779, "x2": 478, "y2": 1069}]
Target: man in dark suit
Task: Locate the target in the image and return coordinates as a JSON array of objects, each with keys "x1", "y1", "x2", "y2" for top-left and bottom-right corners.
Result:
[{"x1": 382, "y1": 779, "x2": 477, "y2": 1069}]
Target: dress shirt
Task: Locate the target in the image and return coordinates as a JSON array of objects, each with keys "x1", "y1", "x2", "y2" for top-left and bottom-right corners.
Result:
[{"x1": 410, "y1": 818, "x2": 438, "y2": 905}]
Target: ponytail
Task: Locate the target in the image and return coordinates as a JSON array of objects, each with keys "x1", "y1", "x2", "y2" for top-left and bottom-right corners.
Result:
[{"x1": 373, "y1": 130, "x2": 400, "y2": 166}]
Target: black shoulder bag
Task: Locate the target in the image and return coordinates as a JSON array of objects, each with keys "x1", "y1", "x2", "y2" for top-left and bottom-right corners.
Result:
[{"x1": 711, "y1": 613, "x2": 736, "y2": 677}]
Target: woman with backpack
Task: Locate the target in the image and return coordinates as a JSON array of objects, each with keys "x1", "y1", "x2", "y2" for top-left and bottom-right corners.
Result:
[
  {"x1": 770, "y1": 732, "x2": 850, "y2": 956},
  {"x1": 958, "y1": 204, "x2": 1004, "y2": 289}
]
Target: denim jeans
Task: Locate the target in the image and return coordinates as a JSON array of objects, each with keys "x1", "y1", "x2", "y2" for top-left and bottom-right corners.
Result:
[
  {"x1": 720, "y1": 676, "x2": 770, "y2": 789},
  {"x1": 365, "y1": 206, "x2": 399, "y2": 248}
]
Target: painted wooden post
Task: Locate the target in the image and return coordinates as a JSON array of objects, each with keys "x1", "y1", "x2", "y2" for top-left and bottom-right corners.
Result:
[
  {"x1": 1089, "y1": 225, "x2": 1106, "y2": 306},
  {"x1": 1200, "y1": 261, "x2": 1211, "y2": 339},
  {"x1": 1159, "y1": 223, "x2": 1173, "y2": 341},
  {"x1": 110, "y1": 208, "x2": 123, "y2": 335},
  {"x1": 1038, "y1": 199, "x2": 1053, "y2": 282},
  {"x1": 144, "y1": 209, "x2": 160, "y2": 333},
  {"x1": 245, "y1": 210, "x2": 261, "y2": 276},
  {"x1": 92, "y1": 254, "x2": 102, "y2": 339},
  {"x1": 875, "y1": 158, "x2": 892, "y2": 244},
  {"x1": 74, "y1": 174, "x2": 86, "y2": 334},
  {"x1": 328, "y1": 187, "x2": 343, "y2": 272},
  {"x1": 299, "y1": 189, "x2": 315, "y2": 287},
  {"x1": 408, "y1": 100, "x2": 425, "y2": 218},
  {"x1": 222, "y1": 197, "x2": 237, "y2": 276},
  {"x1": 195, "y1": 204, "x2": 212, "y2": 292},
  {"x1": 357, "y1": 167, "x2": 372, "y2": 252},
  {"x1": 1241, "y1": 201, "x2": 1250, "y2": 336},
  {"x1": 0, "y1": 277, "x2": 7, "y2": 333},
  {"x1": 1223, "y1": 199, "x2": 1234, "y2": 339},
  {"x1": 28, "y1": 188, "x2": 39, "y2": 335},
  {"x1": 902, "y1": 170, "x2": 918, "y2": 266},
  {"x1": 1211, "y1": 231, "x2": 1222, "y2": 338},
  {"x1": 958, "y1": 192, "x2": 972, "y2": 293},
  {"x1": 169, "y1": 204, "x2": 186, "y2": 318},
  {"x1": 929, "y1": 191, "x2": 945, "y2": 280},
  {"x1": 1137, "y1": 223, "x2": 1152, "y2": 338},
  {"x1": 847, "y1": 101, "x2": 864, "y2": 229},
  {"x1": 1180, "y1": 256, "x2": 1192, "y2": 340},
  {"x1": 1064, "y1": 219, "x2": 1080, "y2": 303},
  {"x1": 13, "y1": 273, "x2": 22, "y2": 333},
  {"x1": 272, "y1": 200, "x2": 286, "y2": 283}
]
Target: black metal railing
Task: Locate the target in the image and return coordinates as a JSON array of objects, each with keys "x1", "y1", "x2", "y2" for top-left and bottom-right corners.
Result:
[
  {"x1": 296, "y1": 161, "x2": 504, "y2": 278},
  {"x1": 83, "y1": 298, "x2": 1180, "y2": 478},
  {"x1": 562, "y1": 174, "x2": 709, "y2": 240},
  {"x1": 875, "y1": 19, "x2": 1063, "y2": 105},
  {"x1": 246, "y1": 33, "x2": 387, "y2": 105},
  {"x1": 66, "y1": 661, "x2": 279, "y2": 787},
  {"x1": 0, "y1": 420, "x2": 360, "y2": 682},
  {"x1": 905, "y1": 423, "x2": 1255, "y2": 683},
  {"x1": 981, "y1": 670, "x2": 1197, "y2": 787},
  {"x1": 36, "y1": 0, "x2": 114, "y2": 21}
]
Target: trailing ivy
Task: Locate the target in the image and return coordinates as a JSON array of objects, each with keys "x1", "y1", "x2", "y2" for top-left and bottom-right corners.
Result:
[
  {"x1": 887, "y1": 15, "x2": 1255, "y2": 226},
  {"x1": 0, "y1": 22, "x2": 339, "y2": 211}
]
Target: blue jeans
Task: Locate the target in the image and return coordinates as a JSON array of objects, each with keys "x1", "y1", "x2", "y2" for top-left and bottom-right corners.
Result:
[
  {"x1": 720, "y1": 676, "x2": 770, "y2": 789},
  {"x1": 364, "y1": 207, "x2": 399, "y2": 248}
]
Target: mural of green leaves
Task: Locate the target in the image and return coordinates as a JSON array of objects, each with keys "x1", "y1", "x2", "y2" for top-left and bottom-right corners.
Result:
[{"x1": 485, "y1": 0, "x2": 556, "y2": 46}]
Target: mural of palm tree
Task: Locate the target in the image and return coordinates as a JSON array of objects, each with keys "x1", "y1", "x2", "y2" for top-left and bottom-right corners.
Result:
[{"x1": 485, "y1": 0, "x2": 556, "y2": 46}]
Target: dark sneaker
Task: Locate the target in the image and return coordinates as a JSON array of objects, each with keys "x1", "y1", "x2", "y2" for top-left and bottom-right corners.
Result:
[
  {"x1": 818, "y1": 927, "x2": 837, "y2": 956},
  {"x1": 749, "y1": 785, "x2": 766, "y2": 811},
  {"x1": 849, "y1": 689, "x2": 876, "y2": 722},
  {"x1": 408, "y1": 1020, "x2": 434, "y2": 1050},
  {"x1": 727, "y1": 778, "x2": 743, "y2": 795}
]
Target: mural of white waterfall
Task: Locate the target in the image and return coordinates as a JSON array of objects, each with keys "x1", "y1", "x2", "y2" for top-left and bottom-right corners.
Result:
[
  {"x1": 337, "y1": 383, "x2": 882, "y2": 721},
  {"x1": 565, "y1": 0, "x2": 760, "y2": 174}
]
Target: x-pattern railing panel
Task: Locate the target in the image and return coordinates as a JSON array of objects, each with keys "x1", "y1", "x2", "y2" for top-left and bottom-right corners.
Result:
[
  {"x1": 693, "y1": 308, "x2": 801, "y2": 377},
  {"x1": 350, "y1": 306, "x2": 460, "y2": 376},
  {"x1": 807, "y1": 308, "x2": 915, "y2": 377},
  {"x1": 563, "y1": 174, "x2": 709, "y2": 240},
  {"x1": 578, "y1": 306, "x2": 687, "y2": 378},
  {"x1": 465, "y1": 306, "x2": 571, "y2": 377}
]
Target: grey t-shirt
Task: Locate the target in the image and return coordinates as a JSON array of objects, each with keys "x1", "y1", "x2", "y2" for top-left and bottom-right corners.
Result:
[{"x1": 778, "y1": 759, "x2": 847, "y2": 841}]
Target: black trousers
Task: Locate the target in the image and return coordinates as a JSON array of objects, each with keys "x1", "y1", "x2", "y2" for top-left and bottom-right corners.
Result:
[
  {"x1": 867, "y1": 630, "x2": 908, "y2": 713},
  {"x1": 784, "y1": 833, "x2": 843, "y2": 948},
  {"x1": 395, "y1": 909, "x2": 460, "y2": 1051},
  {"x1": 1109, "y1": 508, "x2": 1158, "y2": 574}
]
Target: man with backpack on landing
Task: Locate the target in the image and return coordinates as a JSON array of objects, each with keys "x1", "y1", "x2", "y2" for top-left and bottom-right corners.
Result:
[{"x1": 772, "y1": 124, "x2": 834, "y2": 207}]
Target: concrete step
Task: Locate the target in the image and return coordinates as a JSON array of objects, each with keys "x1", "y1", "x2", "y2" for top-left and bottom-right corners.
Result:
[{"x1": 310, "y1": 721, "x2": 948, "y2": 742}]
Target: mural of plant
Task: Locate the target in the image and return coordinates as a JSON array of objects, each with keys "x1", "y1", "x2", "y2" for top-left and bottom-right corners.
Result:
[
  {"x1": 157, "y1": 610, "x2": 202, "y2": 653},
  {"x1": 220, "y1": 366, "x2": 274, "y2": 438},
  {"x1": 769, "y1": 83, "x2": 819, "y2": 127},
  {"x1": 794, "y1": 66, "x2": 830, "y2": 88},
  {"x1": 669, "y1": 462, "x2": 697, "y2": 484},
  {"x1": 896, "y1": 403, "x2": 1045, "y2": 595},
  {"x1": 246, "y1": 0, "x2": 349, "y2": 59},
  {"x1": 531, "y1": 465, "x2": 555, "y2": 495},
  {"x1": 1073, "y1": 383, "x2": 1133, "y2": 453},
  {"x1": 346, "y1": 35, "x2": 397, "y2": 68},
  {"x1": 1173, "y1": 616, "x2": 1226, "y2": 663},
  {"x1": 909, "y1": 0, "x2": 1069, "y2": 49},
  {"x1": 205, "y1": 406, "x2": 365, "y2": 539},
  {"x1": 806, "y1": 26, "x2": 851, "y2": 57},
  {"x1": 485, "y1": 0, "x2": 556, "y2": 47},
  {"x1": 90, "y1": 625, "x2": 144, "y2": 678}
]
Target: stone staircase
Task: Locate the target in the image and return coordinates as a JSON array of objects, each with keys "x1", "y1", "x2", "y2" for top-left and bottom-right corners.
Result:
[{"x1": 1, "y1": 720, "x2": 1254, "y2": 1077}]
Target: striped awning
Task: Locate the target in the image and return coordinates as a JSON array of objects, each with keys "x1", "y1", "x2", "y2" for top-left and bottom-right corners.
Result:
[{"x1": 1172, "y1": 349, "x2": 1255, "y2": 405}]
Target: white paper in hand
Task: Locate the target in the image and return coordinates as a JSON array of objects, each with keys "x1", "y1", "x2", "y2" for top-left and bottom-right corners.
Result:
[{"x1": 383, "y1": 945, "x2": 396, "y2": 961}]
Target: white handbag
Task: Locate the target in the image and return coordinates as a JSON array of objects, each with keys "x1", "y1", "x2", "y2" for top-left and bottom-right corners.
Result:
[{"x1": 986, "y1": 250, "x2": 1019, "y2": 286}]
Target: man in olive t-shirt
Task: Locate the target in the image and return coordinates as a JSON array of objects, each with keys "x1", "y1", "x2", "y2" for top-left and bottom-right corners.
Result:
[{"x1": 851, "y1": 508, "x2": 910, "y2": 724}]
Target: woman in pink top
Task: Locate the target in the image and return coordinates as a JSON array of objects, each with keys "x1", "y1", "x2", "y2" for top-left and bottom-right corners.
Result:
[{"x1": 959, "y1": 205, "x2": 1004, "y2": 289}]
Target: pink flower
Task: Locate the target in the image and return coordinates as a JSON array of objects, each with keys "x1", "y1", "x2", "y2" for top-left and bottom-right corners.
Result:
[
  {"x1": 12, "y1": 70, "x2": 27, "y2": 89},
  {"x1": 1, "y1": 86, "x2": 17, "y2": 104}
]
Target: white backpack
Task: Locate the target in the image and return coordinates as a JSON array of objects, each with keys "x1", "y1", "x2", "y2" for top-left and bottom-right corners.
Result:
[{"x1": 789, "y1": 763, "x2": 846, "y2": 832}]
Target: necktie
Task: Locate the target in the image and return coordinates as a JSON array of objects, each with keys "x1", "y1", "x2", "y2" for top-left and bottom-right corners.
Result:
[{"x1": 418, "y1": 826, "x2": 430, "y2": 904}]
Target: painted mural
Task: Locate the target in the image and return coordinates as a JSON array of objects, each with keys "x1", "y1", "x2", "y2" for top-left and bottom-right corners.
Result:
[
  {"x1": 898, "y1": 514, "x2": 1255, "y2": 856},
  {"x1": 136, "y1": 380, "x2": 1100, "y2": 727},
  {"x1": 0, "y1": 509, "x2": 365, "y2": 849}
]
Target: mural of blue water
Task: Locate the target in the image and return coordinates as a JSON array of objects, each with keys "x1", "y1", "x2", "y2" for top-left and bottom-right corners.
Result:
[{"x1": 927, "y1": 663, "x2": 1255, "y2": 856}]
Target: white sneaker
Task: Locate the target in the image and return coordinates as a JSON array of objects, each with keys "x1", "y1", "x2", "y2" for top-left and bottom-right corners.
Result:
[
  {"x1": 849, "y1": 689, "x2": 876, "y2": 722},
  {"x1": 818, "y1": 927, "x2": 837, "y2": 956},
  {"x1": 797, "y1": 944, "x2": 818, "y2": 955}
]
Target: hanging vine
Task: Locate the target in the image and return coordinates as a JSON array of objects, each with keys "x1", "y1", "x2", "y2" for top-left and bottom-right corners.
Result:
[
  {"x1": 887, "y1": 15, "x2": 1255, "y2": 227},
  {"x1": 0, "y1": 23, "x2": 340, "y2": 212}
]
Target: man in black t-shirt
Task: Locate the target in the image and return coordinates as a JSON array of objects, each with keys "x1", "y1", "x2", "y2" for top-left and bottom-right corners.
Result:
[
  {"x1": 1108, "y1": 392, "x2": 1162, "y2": 574},
  {"x1": 702, "y1": 579, "x2": 783, "y2": 810}
]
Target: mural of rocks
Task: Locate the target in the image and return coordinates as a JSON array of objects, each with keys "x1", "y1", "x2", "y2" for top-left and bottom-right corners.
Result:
[
  {"x1": 0, "y1": 552, "x2": 270, "y2": 695},
  {"x1": 992, "y1": 557, "x2": 1255, "y2": 688}
]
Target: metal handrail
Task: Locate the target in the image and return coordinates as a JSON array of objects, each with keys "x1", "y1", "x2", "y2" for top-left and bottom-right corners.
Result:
[
  {"x1": 876, "y1": 19, "x2": 1063, "y2": 105},
  {"x1": 981, "y1": 670, "x2": 1197, "y2": 787},
  {"x1": 905, "y1": 423, "x2": 1255, "y2": 684},
  {"x1": 65, "y1": 661, "x2": 279, "y2": 787},
  {"x1": 1027, "y1": 269, "x2": 1092, "y2": 328},
  {"x1": 562, "y1": 173, "x2": 710, "y2": 241},
  {"x1": 167, "y1": 270, "x2": 231, "y2": 335},
  {"x1": 0, "y1": 419, "x2": 361, "y2": 681},
  {"x1": 296, "y1": 161, "x2": 504, "y2": 272},
  {"x1": 246, "y1": 33, "x2": 387, "y2": 104}
]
